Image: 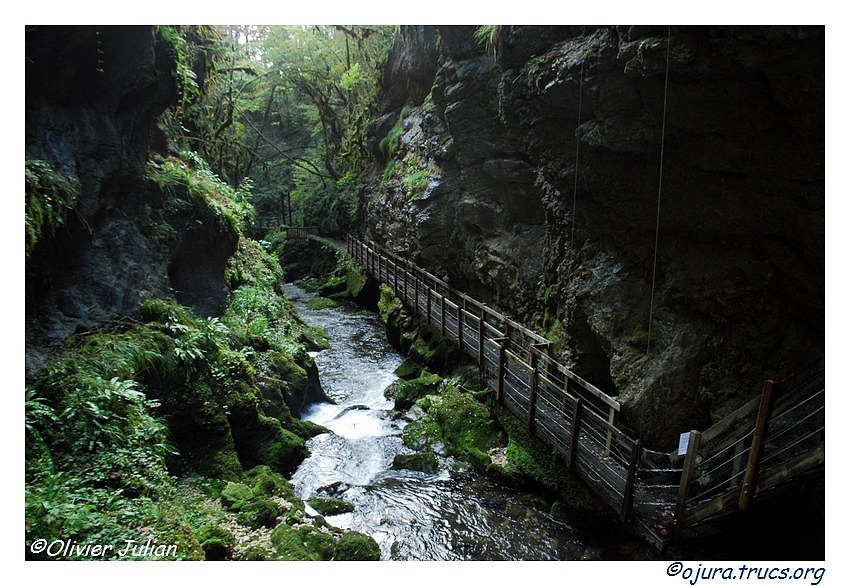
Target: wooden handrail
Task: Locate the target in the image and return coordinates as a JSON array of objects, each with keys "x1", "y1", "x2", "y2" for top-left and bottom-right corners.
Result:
[{"x1": 345, "y1": 234, "x2": 825, "y2": 546}]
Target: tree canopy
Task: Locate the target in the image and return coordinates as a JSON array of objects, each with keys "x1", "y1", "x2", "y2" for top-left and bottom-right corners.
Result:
[{"x1": 165, "y1": 25, "x2": 396, "y2": 234}]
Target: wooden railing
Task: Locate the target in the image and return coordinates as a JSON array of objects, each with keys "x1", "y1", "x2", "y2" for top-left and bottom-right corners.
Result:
[
  {"x1": 346, "y1": 235, "x2": 825, "y2": 548},
  {"x1": 253, "y1": 218, "x2": 318, "y2": 241}
]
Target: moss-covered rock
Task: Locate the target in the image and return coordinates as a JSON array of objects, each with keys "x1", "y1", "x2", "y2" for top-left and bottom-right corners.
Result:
[
  {"x1": 236, "y1": 498, "x2": 282, "y2": 529},
  {"x1": 221, "y1": 481, "x2": 254, "y2": 507},
  {"x1": 270, "y1": 522, "x2": 336, "y2": 560},
  {"x1": 308, "y1": 497, "x2": 356, "y2": 516},
  {"x1": 333, "y1": 531, "x2": 381, "y2": 561},
  {"x1": 196, "y1": 524, "x2": 235, "y2": 561},
  {"x1": 402, "y1": 384, "x2": 505, "y2": 461},
  {"x1": 238, "y1": 545, "x2": 271, "y2": 561},
  {"x1": 392, "y1": 452, "x2": 440, "y2": 474},
  {"x1": 384, "y1": 370, "x2": 443, "y2": 410},
  {"x1": 307, "y1": 296, "x2": 339, "y2": 310},
  {"x1": 393, "y1": 359, "x2": 420, "y2": 380},
  {"x1": 245, "y1": 465, "x2": 296, "y2": 499},
  {"x1": 495, "y1": 402, "x2": 601, "y2": 513}
]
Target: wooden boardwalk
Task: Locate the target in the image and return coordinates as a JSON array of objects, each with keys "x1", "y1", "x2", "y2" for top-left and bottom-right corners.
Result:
[{"x1": 346, "y1": 236, "x2": 825, "y2": 548}]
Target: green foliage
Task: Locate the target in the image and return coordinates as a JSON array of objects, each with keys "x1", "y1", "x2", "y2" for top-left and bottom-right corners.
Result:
[
  {"x1": 473, "y1": 25, "x2": 499, "y2": 55},
  {"x1": 629, "y1": 323, "x2": 650, "y2": 348},
  {"x1": 148, "y1": 151, "x2": 255, "y2": 234},
  {"x1": 25, "y1": 157, "x2": 79, "y2": 258},
  {"x1": 379, "y1": 105, "x2": 410, "y2": 158}
]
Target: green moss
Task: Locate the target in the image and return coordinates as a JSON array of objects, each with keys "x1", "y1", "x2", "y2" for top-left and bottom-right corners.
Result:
[
  {"x1": 388, "y1": 370, "x2": 443, "y2": 409},
  {"x1": 307, "y1": 296, "x2": 339, "y2": 310},
  {"x1": 196, "y1": 524, "x2": 235, "y2": 560},
  {"x1": 238, "y1": 545, "x2": 270, "y2": 560},
  {"x1": 393, "y1": 359, "x2": 420, "y2": 380},
  {"x1": 496, "y1": 403, "x2": 597, "y2": 511},
  {"x1": 333, "y1": 531, "x2": 381, "y2": 561},
  {"x1": 270, "y1": 523, "x2": 322, "y2": 560},
  {"x1": 236, "y1": 498, "x2": 281, "y2": 529},
  {"x1": 402, "y1": 385, "x2": 505, "y2": 462},
  {"x1": 245, "y1": 465, "x2": 296, "y2": 499},
  {"x1": 392, "y1": 452, "x2": 440, "y2": 474},
  {"x1": 308, "y1": 497, "x2": 355, "y2": 516},
  {"x1": 299, "y1": 525, "x2": 336, "y2": 560},
  {"x1": 221, "y1": 481, "x2": 254, "y2": 507}
]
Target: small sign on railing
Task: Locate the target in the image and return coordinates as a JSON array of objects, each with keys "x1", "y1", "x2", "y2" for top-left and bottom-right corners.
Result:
[{"x1": 678, "y1": 431, "x2": 691, "y2": 456}]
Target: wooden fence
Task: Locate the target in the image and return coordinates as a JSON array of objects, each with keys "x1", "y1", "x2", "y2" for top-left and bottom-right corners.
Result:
[{"x1": 346, "y1": 235, "x2": 825, "y2": 548}]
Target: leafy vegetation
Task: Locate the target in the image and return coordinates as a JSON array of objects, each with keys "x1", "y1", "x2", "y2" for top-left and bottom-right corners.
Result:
[
  {"x1": 25, "y1": 146, "x2": 337, "y2": 558},
  {"x1": 25, "y1": 158, "x2": 79, "y2": 258},
  {"x1": 158, "y1": 25, "x2": 397, "y2": 235}
]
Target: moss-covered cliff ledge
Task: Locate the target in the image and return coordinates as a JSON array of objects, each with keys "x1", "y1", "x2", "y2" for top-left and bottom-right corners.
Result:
[{"x1": 24, "y1": 151, "x2": 336, "y2": 559}]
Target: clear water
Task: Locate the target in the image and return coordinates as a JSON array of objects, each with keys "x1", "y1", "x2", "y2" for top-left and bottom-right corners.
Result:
[{"x1": 286, "y1": 283, "x2": 612, "y2": 561}]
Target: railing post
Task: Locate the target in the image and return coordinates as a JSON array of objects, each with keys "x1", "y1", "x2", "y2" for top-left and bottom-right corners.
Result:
[
  {"x1": 440, "y1": 294, "x2": 446, "y2": 338},
  {"x1": 456, "y1": 302, "x2": 463, "y2": 345},
  {"x1": 605, "y1": 406, "x2": 618, "y2": 458},
  {"x1": 621, "y1": 439, "x2": 641, "y2": 521},
  {"x1": 426, "y1": 286, "x2": 432, "y2": 326},
  {"x1": 528, "y1": 346, "x2": 540, "y2": 431},
  {"x1": 739, "y1": 380, "x2": 777, "y2": 512},
  {"x1": 497, "y1": 337, "x2": 509, "y2": 403},
  {"x1": 568, "y1": 397, "x2": 583, "y2": 472},
  {"x1": 673, "y1": 430, "x2": 702, "y2": 541},
  {"x1": 477, "y1": 307, "x2": 485, "y2": 368},
  {"x1": 414, "y1": 275, "x2": 419, "y2": 316}
]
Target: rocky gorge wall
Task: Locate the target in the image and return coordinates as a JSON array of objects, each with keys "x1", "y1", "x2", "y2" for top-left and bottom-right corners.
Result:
[
  {"x1": 25, "y1": 26, "x2": 236, "y2": 377},
  {"x1": 363, "y1": 25, "x2": 824, "y2": 450}
]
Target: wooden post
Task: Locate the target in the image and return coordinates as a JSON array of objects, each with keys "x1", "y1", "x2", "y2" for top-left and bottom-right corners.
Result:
[
  {"x1": 477, "y1": 307, "x2": 485, "y2": 369},
  {"x1": 528, "y1": 346, "x2": 540, "y2": 431},
  {"x1": 440, "y1": 294, "x2": 446, "y2": 337},
  {"x1": 414, "y1": 276, "x2": 420, "y2": 317},
  {"x1": 673, "y1": 430, "x2": 702, "y2": 541},
  {"x1": 568, "y1": 397, "x2": 583, "y2": 471},
  {"x1": 392, "y1": 260, "x2": 398, "y2": 293},
  {"x1": 426, "y1": 286, "x2": 432, "y2": 326},
  {"x1": 456, "y1": 302, "x2": 463, "y2": 346},
  {"x1": 605, "y1": 406, "x2": 618, "y2": 458},
  {"x1": 739, "y1": 380, "x2": 777, "y2": 512},
  {"x1": 497, "y1": 338, "x2": 508, "y2": 403},
  {"x1": 621, "y1": 439, "x2": 642, "y2": 521}
]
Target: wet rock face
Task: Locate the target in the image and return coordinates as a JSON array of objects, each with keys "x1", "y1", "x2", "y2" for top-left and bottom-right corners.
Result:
[
  {"x1": 25, "y1": 26, "x2": 179, "y2": 373},
  {"x1": 366, "y1": 25, "x2": 824, "y2": 449}
]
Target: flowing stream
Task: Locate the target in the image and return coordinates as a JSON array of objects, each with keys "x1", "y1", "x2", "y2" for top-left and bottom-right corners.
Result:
[{"x1": 285, "y1": 283, "x2": 622, "y2": 561}]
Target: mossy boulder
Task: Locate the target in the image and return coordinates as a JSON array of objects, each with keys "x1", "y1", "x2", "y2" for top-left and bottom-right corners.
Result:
[
  {"x1": 308, "y1": 497, "x2": 355, "y2": 516},
  {"x1": 271, "y1": 523, "x2": 336, "y2": 560},
  {"x1": 384, "y1": 370, "x2": 443, "y2": 410},
  {"x1": 402, "y1": 385, "x2": 505, "y2": 461},
  {"x1": 245, "y1": 465, "x2": 296, "y2": 499},
  {"x1": 236, "y1": 498, "x2": 282, "y2": 529},
  {"x1": 391, "y1": 452, "x2": 440, "y2": 474},
  {"x1": 333, "y1": 531, "x2": 381, "y2": 561},
  {"x1": 306, "y1": 296, "x2": 339, "y2": 310},
  {"x1": 238, "y1": 545, "x2": 271, "y2": 561},
  {"x1": 227, "y1": 393, "x2": 309, "y2": 474},
  {"x1": 196, "y1": 524, "x2": 236, "y2": 561},
  {"x1": 393, "y1": 359, "x2": 420, "y2": 380},
  {"x1": 221, "y1": 481, "x2": 254, "y2": 507}
]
